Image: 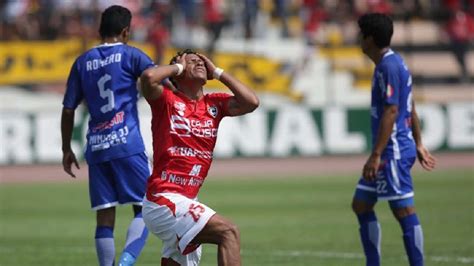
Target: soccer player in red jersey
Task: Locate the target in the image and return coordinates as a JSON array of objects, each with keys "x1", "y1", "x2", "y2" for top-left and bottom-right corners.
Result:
[{"x1": 140, "y1": 49, "x2": 259, "y2": 266}]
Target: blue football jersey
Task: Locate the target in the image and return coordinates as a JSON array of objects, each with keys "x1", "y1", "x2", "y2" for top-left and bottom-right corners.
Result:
[
  {"x1": 63, "y1": 43, "x2": 154, "y2": 163},
  {"x1": 371, "y1": 49, "x2": 416, "y2": 159}
]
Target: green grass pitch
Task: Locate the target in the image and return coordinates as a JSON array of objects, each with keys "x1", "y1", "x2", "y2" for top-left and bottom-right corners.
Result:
[{"x1": 0, "y1": 169, "x2": 472, "y2": 265}]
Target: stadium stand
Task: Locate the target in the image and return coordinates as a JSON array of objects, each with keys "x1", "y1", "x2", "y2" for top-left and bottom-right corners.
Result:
[{"x1": 0, "y1": 0, "x2": 472, "y2": 102}]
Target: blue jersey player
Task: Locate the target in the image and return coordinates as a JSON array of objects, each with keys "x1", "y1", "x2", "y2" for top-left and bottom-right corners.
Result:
[
  {"x1": 351, "y1": 13, "x2": 436, "y2": 266},
  {"x1": 61, "y1": 6, "x2": 154, "y2": 266}
]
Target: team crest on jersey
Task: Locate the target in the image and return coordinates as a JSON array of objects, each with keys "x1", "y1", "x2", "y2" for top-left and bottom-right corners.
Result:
[
  {"x1": 207, "y1": 106, "x2": 218, "y2": 118},
  {"x1": 174, "y1": 102, "x2": 186, "y2": 116}
]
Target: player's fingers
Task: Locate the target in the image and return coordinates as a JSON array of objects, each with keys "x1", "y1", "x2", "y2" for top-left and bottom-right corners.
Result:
[
  {"x1": 363, "y1": 167, "x2": 374, "y2": 181},
  {"x1": 63, "y1": 165, "x2": 76, "y2": 178},
  {"x1": 368, "y1": 169, "x2": 375, "y2": 181},
  {"x1": 196, "y1": 52, "x2": 206, "y2": 59},
  {"x1": 423, "y1": 154, "x2": 436, "y2": 168},
  {"x1": 421, "y1": 160, "x2": 433, "y2": 171},
  {"x1": 428, "y1": 155, "x2": 437, "y2": 166},
  {"x1": 362, "y1": 166, "x2": 368, "y2": 180},
  {"x1": 428, "y1": 159, "x2": 436, "y2": 169},
  {"x1": 73, "y1": 157, "x2": 80, "y2": 169}
]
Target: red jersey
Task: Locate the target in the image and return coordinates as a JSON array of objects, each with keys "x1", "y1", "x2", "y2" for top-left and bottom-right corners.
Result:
[{"x1": 147, "y1": 87, "x2": 231, "y2": 199}]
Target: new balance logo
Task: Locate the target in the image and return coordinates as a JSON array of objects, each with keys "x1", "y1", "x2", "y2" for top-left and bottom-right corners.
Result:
[{"x1": 189, "y1": 164, "x2": 202, "y2": 176}]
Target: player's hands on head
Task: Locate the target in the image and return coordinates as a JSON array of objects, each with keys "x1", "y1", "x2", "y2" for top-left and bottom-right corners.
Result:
[
  {"x1": 416, "y1": 145, "x2": 436, "y2": 171},
  {"x1": 63, "y1": 150, "x2": 80, "y2": 178},
  {"x1": 176, "y1": 53, "x2": 187, "y2": 73},
  {"x1": 197, "y1": 53, "x2": 216, "y2": 80},
  {"x1": 363, "y1": 153, "x2": 381, "y2": 181}
]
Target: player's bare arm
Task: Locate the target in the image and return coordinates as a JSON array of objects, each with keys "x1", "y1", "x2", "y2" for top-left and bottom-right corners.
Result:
[
  {"x1": 61, "y1": 107, "x2": 80, "y2": 178},
  {"x1": 363, "y1": 104, "x2": 398, "y2": 181},
  {"x1": 140, "y1": 55, "x2": 187, "y2": 101},
  {"x1": 198, "y1": 53, "x2": 259, "y2": 116},
  {"x1": 411, "y1": 102, "x2": 436, "y2": 171}
]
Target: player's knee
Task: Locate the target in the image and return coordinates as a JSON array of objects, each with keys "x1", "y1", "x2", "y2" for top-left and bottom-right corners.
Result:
[
  {"x1": 133, "y1": 205, "x2": 143, "y2": 216},
  {"x1": 218, "y1": 222, "x2": 240, "y2": 244},
  {"x1": 351, "y1": 199, "x2": 373, "y2": 214},
  {"x1": 351, "y1": 200, "x2": 363, "y2": 214},
  {"x1": 391, "y1": 206, "x2": 416, "y2": 219},
  {"x1": 351, "y1": 200, "x2": 358, "y2": 213},
  {"x1": 96, "y1": 208, "x2": 116, "y2": 227}
]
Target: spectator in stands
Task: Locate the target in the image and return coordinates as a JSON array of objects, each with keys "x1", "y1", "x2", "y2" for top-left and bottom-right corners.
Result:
[
  {"x1": 243, "y1": 0, "x2": 260, "y2": 39},
  {"x1": 301, "y1": 0, "x2": 327, "y2": 45},
  {"x1": 445, "y1": 6, "x2": 474, "y2": 83},
  {"x1": 203, "y1": 0, "x2": 229, "y2": 57},
  {"x1": 273, "y1": 0, "x2": 290, "y2": 38},
  {"x1": 147, "y1": 12, "x2": 170, "y2": 65}
]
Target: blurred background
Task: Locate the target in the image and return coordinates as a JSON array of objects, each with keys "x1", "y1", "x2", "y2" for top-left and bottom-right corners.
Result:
[{"x1": 0, "y1": 0, "x2": 473, "y2": 165}]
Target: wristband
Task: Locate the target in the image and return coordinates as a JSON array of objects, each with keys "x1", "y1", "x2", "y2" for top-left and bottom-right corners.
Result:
[
  {"x1": 213, "y1": 67, "x2": 224, "y2": 80},
  {"x1": 174, "y1": 63, "x2": 184, "y2": 76}
]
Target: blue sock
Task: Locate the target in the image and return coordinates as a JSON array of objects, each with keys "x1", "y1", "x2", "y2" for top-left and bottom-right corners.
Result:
[
  {"x1": 399, "y1": 214, "x2": 424, "y2": 266},
  {"x1": 95, "y1": 226, "x2": 115, "y2": 266},
  {"x1": 119, "y1": 212, "x2": 149, "y2": 265},
  {"x1": 357, "y1": 212, "x2": 381, "y2": 266}
]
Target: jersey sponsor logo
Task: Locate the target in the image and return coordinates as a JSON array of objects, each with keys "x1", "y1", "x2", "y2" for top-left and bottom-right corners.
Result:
[
  {"x1": 174, "y1": 101, "x2": 186, "y2": 116},
  {"x1": 189, "y1": 164, "x2": 202, "y2": 176},
  {"x1": 167, "y1": 146, "x2": 213, "y2": 159},
  {"x1": 91, "y1": 111, "x2": 124, "y2": 133},
  {"x1": 170, "y1": 115, "x2": 218, "y2": 138},
  {"x1": 208, "y1": 105, "x2": 218, "y2": 118},
  {"x1": 89, "y1": 126, "x2": 129, "y2": 151},
  {"x1": 86, "y1": 53, "x2": 122, "y2": 71},
  {"x1": 162, "y1": 172, "x2": 204, "y2": 187},
  {"x1": 170, "y1": 115, "x2": 192, "y2": 137},
  {"x1": 161, "y1": 170, "x2": 167, "y2": 180}
]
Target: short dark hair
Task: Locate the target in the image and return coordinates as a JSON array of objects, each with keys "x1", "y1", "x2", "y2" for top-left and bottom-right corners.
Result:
[
  {"x1": 358, "y1": 13, "x2": 393, "y2": 48},
  {"x1": 99, "y1": 5, "x2": 132, "y2": 38},
  {"x1": 168, "y1": 49, "x2": 198, "y2": 88},
  {"x1": 169, "y1": 49, "x2": 198, "y2": 65}
]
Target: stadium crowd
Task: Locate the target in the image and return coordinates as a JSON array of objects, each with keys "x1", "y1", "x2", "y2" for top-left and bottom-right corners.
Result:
[
  {"x1": 1, "y1": 0, "x2": 473, "y2": 81},
  {"x1": 1, "y1": 0, "x2": 473, "y2": 42}
]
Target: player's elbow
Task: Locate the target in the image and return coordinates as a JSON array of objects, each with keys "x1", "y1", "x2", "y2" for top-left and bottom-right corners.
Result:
[
  {"x1": 245, "y1": 95, "x2": 260, "y2": 113},
  {"x1": 385, "y1": 105, "x2": 398, "y2": 116},
  {"x1": 140, "y1": 68, "x2": 155, "y2": 87}
]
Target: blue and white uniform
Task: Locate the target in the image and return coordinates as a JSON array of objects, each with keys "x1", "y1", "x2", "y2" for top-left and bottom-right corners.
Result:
[
  {"x1": 356, "y1": 49, "x2": 417, "y2": 204},
  {"x1": 63, "y1": 43, "x2": 153, "y2": 210}
]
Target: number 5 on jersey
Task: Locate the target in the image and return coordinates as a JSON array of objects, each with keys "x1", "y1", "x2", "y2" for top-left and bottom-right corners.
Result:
[{"x1": 98, "y1": 74, "x2": 115, "y2": 113}]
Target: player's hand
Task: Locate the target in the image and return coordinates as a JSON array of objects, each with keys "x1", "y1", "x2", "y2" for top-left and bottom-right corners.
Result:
[
  {"x1": 363, "y1": 153, "x2": 381, "y2": 181},
  {"x1": 63, "y1": 150, "x2": 80, "y2": 178},
  {"x1": 416, "y1": 145, "x2": 436, "y2": 171},
  {"x1": 176, "y1": 53, "x2": 187, "y2": 74},
  {"x1": 197, "y1": 53, "x2": 216, "y2": 80}
]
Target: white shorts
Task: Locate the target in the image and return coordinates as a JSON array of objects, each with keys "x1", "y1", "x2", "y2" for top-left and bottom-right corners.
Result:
[{"x1": 143, "y1": 192, "x2": 216, "y2": 266}]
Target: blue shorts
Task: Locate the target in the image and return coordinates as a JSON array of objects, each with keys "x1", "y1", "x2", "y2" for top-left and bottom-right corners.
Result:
[
  {"x1": 88, "y1": 152, "x2": 150, "y2": 210},
  {"x1": 354, "y1": 157, "x2": 416, "y2": 208}
]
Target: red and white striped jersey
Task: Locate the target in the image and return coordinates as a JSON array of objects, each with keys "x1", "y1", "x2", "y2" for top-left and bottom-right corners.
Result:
[{"x1": 146, "y1": 87, "x2": 231, "y2": 199}]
